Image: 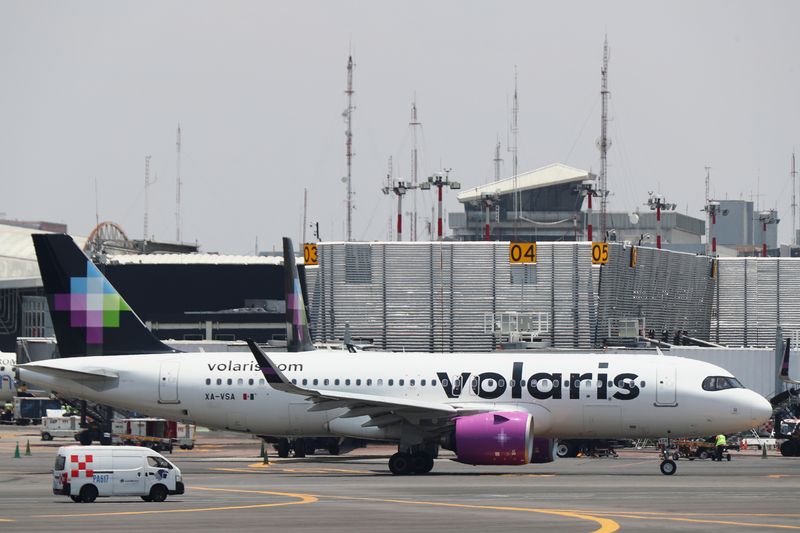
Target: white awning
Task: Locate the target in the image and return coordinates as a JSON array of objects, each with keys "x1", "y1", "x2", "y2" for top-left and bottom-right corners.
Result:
[{"x1": 457, "y1": 163, "x2": 595, "y2": 203}]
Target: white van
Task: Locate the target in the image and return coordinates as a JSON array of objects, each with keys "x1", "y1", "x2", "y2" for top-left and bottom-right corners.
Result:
[{"x1": 53, "y1": 445, "x2": 184, "y2": 503}]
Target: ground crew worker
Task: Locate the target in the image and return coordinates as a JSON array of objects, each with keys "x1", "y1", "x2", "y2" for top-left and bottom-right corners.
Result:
[{"x1": 715, "y1": 433, "x2": 727, "y2": 461}]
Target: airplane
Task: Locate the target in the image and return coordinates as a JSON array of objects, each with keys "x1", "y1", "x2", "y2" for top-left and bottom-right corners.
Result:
[
  {"x1": 0, "y1": 350, "x2": 16, "y2": 402},
  {"x1": 779, "y1": 339, "x2": 799, "y2": 385},
  {"x1": 18, "y1": 234, "x2": 772, "y2": 475}
]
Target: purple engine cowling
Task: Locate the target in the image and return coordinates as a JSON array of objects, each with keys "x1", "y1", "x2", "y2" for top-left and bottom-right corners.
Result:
[
  {"x1": 530, "y1": 437, "x2": 556, "y2": 463},
  {"x1": 451, "y1": 412, "x2": 533, "y2": 465}
]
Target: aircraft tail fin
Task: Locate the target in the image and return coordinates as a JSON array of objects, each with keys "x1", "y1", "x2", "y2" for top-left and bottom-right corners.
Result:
[
  {"x1": 282, "y1": 237, "x2": 314, "y2": 352},
  {"x1": 32, "y1": 234, "x2": 177, "y2": 357},
  {"x1": 779, "y1": 338, "x2": 799, "y2": 385}
]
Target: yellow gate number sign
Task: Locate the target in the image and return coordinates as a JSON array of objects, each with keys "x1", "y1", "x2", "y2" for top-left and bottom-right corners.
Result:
[
  {"x1": 509, "y1": 242, "x2": 536, "y2": 264},
  {"x1": 591, "y1": 242, "x2": 609, "y2": 265},
  {"x1": 303, "y1": 243, "x2": 318, "y2": 265}
]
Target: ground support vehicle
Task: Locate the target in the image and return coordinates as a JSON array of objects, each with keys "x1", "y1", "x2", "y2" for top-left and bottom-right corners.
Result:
[
  {"x1": 111, "y1": 418, "x2": 196, "y2": 452},
  {"x1": 41, "y1": 415, "x2": 81, "y2": 441},
  {"x1": 667, "y1": 438, "x2": 736, "y2": 461},
  {"x1": 13, "y1": 397, "x2": 62, "y2": 425},
  {"x1": 53, "y1": 445, "x2": 183, "y2": 503}
]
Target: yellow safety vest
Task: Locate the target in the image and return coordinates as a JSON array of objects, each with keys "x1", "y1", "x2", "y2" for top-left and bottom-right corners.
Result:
[{"x1": 715, "y1": 434, "x2": 727, "y2": 446}]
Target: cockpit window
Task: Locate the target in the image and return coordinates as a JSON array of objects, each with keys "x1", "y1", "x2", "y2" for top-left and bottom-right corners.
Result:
[{"x1": 702, "y1": 376, "x2": 744, "y2": 391}]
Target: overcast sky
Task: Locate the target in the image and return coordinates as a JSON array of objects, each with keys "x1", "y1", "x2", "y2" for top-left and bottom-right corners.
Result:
[{"x1": 2, "y1": 1, "x2": 799, "y2": 253}]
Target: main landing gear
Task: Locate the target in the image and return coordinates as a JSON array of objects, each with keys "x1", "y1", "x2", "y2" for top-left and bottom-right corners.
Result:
[{"x1": 388, "y1": 451, "x2": 434, "y2": 475}]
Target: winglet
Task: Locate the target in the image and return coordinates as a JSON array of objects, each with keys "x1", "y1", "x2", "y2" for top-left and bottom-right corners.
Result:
[
  {"x1": 283, "y1": 237, "x2": 314, "y2": 353},
  {"x1": 246, "y1": 339, "x2": 307, "y2": 395},
  {"x1": 779, "y1": 339, "x2": 797, "y2": 384}
]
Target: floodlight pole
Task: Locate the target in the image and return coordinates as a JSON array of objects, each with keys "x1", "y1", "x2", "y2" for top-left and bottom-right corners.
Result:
[{"x1": 427, "y1": 169, "x2": 460, "y2": 241}]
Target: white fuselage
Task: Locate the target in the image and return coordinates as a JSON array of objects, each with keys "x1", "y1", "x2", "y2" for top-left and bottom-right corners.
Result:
[
  {"x1": 20, "y1": 350, "x2": 771, "y2": 440},
  {"x1": 0, "y1": 351, "x2": 16, "y2": 402}
]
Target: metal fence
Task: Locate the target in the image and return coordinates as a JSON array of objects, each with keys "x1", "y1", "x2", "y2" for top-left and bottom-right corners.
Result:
[
  {"x1": 712, "y1": 258, "x2": 800, "y2": 347},
  {"x1": 306, "y1": 242, "x2": 716, "y2": 351}
]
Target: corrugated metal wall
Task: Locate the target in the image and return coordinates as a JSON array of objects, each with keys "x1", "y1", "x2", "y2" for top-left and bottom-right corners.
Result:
[
  {"x1": 306, "y1": 242, "x2": 715, "y2": 351},
  {"x1": 713, "y1": 258, "x2": 800, "y2": 347}
]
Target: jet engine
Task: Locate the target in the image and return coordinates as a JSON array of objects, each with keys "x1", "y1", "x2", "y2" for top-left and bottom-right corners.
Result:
[{"x1": 446, "y1": 411, "x2": 533, "y2": 465}]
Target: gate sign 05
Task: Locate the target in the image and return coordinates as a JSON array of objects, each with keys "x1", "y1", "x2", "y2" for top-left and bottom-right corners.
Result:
[
  {"x1": 509, "y1": 243, "x2": 536, "y2": 264},
  {"x1": 591, "y1": 242, "x2": 609, "y2": 265}
]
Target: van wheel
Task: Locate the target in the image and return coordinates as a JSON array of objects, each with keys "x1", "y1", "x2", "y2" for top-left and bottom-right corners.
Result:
[
  {"x1": 79, "y1": 484, "x2": 98, "y2": 503},
  {"x1": 140, "y1": 496, "x2": 153, "y2": 502},
  {"x1": 70, "y1": 495, "x2": 81, "y2": 503},
  {"x1": 41, "y1": 432, "x2": 52, "y2": 441},
  {"x1": 149, "y1": 484, "x2": 168, "y2": 503}
]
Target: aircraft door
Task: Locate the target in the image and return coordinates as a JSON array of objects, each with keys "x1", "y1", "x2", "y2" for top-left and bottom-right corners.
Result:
[
  {"x1": 655, "y1": 367, "x2": 677, "y2": 406},
  {"x1": 158, "y1": 361, "x2": 181, "y2": 404}
]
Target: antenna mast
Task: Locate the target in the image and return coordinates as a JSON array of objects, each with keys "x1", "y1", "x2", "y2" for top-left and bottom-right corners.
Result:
[
  {"x1": 144, "y1": 155, "x2": 152, "y2": 241},
  {"x1": 792, "y1": 151, "x2": 797, "y2": 246},
  {"x1": 302, "y1": 188, "x2": 308, "y2": 245},
  {"x1": 409, "y1": 98, "x2": 422, "y2": 240},
  {"x1": 509, "y1": 67, "x2": 519, "y2": 238},
  {"x1": 493, "y1": 139, "x2": 503, "y2": 183},
  {"x1": 599, "y1": 36, "x2": 611, "y2": 239},
  {"x1": 704, "y1": 166, "x2": 711, "y2": 255},
  {"x1": 175, "y1": 123, "x2": 182, "y2": 243},
  {"x1": 344, "y1": 55, "x2": 355, "y2": 241}
]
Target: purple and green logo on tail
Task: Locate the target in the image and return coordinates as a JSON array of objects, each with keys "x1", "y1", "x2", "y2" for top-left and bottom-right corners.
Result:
[{"x1": 53, "y1": 260, "x2": 132, "y2": 344}]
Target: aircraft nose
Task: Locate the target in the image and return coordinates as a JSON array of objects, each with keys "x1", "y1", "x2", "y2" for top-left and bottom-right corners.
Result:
[{"x1": 750, "y1": 393, "x2": 773, "y2": 425}]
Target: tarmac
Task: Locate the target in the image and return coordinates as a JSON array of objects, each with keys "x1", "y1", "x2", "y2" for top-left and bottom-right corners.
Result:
[{"x1": 1, "y1": 424, "x2": 799, "y2": 532}]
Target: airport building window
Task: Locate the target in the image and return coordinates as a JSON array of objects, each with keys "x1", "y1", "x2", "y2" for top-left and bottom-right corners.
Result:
[
  {"x1": 205, "y1": 378, "x2": 211, "y2": 385},
  {"x1": 345, "y1": 244, "x2": 372, "y2": 284}
]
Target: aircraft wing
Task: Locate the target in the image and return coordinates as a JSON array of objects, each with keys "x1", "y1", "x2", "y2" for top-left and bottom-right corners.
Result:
[
  {"x1": 247, "y1": 340, "x2": 487, "y2": 430},
  {"x1": 19, "y1": 362, "x2": 119, "y2": 382}
]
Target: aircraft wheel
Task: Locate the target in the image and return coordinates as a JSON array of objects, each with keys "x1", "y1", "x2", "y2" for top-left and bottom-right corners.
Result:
[
  {"x1": 79, "y1": 484, "x2": 98, "y2": 503},
  {"x1": 411, "y1": 452, "x2": 434, "y2": 474},
  {"x1": 556, "y1": 441, "x2": 577, "y2": 458},
  {"x1": 276, "y1": 439, "x2": 290, "y2": 458},
  {"x1": 389, "y1": 452, "x2": 413, "y2": 475},
  {"x1": 293, "y1": 439, "x2": 306, "y2": 458},
  {"x1": 659, "y1": 459, "x2": 677, "y2": 476}
]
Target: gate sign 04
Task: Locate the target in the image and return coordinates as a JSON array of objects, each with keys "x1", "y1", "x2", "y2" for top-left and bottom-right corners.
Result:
[
  {"x1": 509, "y1": 243, "x2": 536, "y2": 264},
  {"x1": 591, "y1": 242, "x2": 609, "y2": 265}
]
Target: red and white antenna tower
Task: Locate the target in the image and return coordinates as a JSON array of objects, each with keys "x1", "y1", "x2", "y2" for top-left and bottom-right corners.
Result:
[
  {"x1": 175, "y1": 123, "x2": 182, "y2": 243},
  {"x1": 508, "y1": 67, "x2": 519, "y2": 238},
  {"x1": 344, "y1": 55, "x2": 355, "y2": 241}
]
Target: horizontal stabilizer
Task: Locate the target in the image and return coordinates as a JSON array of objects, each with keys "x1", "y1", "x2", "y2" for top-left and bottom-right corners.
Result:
[{"x1": 20, "y1": 362, "x2": 118, "y2": 382}]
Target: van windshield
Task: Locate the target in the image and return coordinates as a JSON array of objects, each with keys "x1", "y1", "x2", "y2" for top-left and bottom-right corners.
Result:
[
  {"x1": 54, "y1": 455, "x2": 65, "y2": 470},
  {"x1": 147, "y1": 456, "x2": 173, "y2": 469}
]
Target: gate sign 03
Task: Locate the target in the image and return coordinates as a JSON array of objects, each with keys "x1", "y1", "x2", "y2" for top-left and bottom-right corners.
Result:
[
  {"x1": 591, "y1": 242, "x2": 609, "y2": 265},
  {"x1": 303, "y1": 244, "x2": 318, "y2": 265},
  {"x1": 509, "y1": 243, "x2": 536, "y2": 264}
]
